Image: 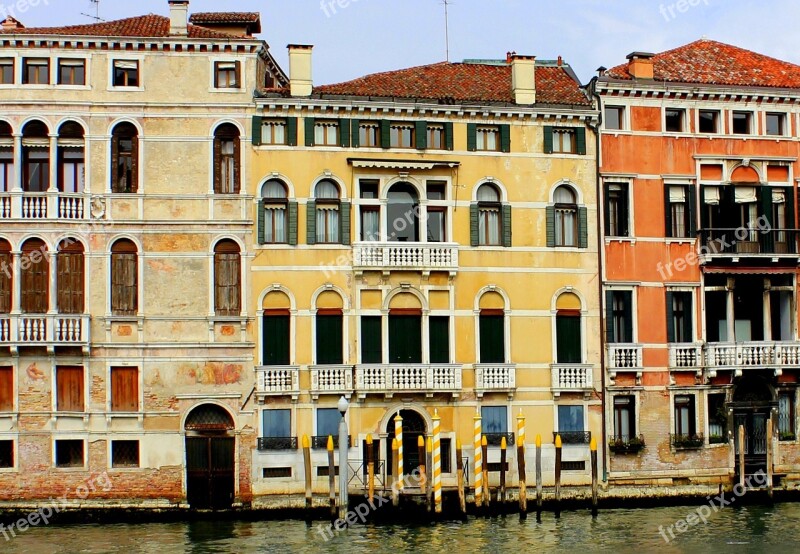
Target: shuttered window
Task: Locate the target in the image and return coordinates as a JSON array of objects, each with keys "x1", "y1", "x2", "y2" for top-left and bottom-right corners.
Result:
[
  {"x1": 0, "y1": 366, "x2": 12, "y2": 411},
  {"x1": 479, "y1": 311, "x2": 505, "y2": 363},
  {"x1": 111, "y1": 123, "x2": 138, "y2": 193},
  {"x1": 56, "y1": 366, "x2": 84, "y2": 412},
  {"x1": 556, "y1": 313, "x2": 582, "y2": 363},
  {"x1": 666, "y1": 291, "x2": 693, "y2": 343},
  {"x1": 471, "y1": 184, "x2": 511, "y2": 247},
  {"x1": 316, "y1": 311, "x2": 343, "y2": 365},
  {"x1": 111, "y1": 239, "x2": 138, "y2": 316},
  {"x1": 0, "y1": 241, "x2": 11, "y2": 314},
  {"x1": 214, "y1": 61, "x2": 241, "y2": 89},
  {"x1": 214, "y1": 240, "x2": 241, "y2": 316},
  {"x1": 20, "y1": 239, "x2": 48, "y2": 314},
  {"x1": 360, "y1": 316, "x2": 382, "y2": 363},
  {"x1": 57, "y1": 240, "x2": 84, "y2": 314},
  {"x1": 263, "y1": 311, "x2": 290, "y2": 366},
  {"x1": 389, "y1": 312, "x2": 422, "y2": 364},
  {"x1": 111, "y1": 367, "x2": 138, "y2": 412},
  {"x1": 606, "y1": 291, "x2": 633, "y2": 343},
  {"x1": 429, "y1": 316, "x2": 450, "y2": 364},
  {"x1": 213, "y1": 124, "x2": 240, "y2": 194}
]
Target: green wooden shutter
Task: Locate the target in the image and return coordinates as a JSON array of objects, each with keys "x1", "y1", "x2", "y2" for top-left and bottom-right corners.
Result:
[
  {"x1": 622, "y1": 291, "x2": 633, "y2": 343},
  {"x1": 286, "y1": 117, "x2": 298, "y2": 146},
  {"x1": 620, "y1": 183, "x2": 630, "y2": 237},
  {"x1": 687, "y1": 185, "x2": 697, "y2": 237},
  {"x1": 787, "y1": 187, "x2": 796, "y2": 254},
  {"x1": 339, "y1": 119, "x2": 351, "y2": 147},
  {"x1": 664, "y1": 184, "x2": 674, "y2": 238},
  {"x1": 760, "y1": 186, "x2": 774, "y2": 253},
  {"x1": 546, "y1": 205, "x2": 556, "y2": 247},
  {"x1": 257, "y1": 202, "x2": 266, "y2": 245},
  {"x1": 444, "y1": 122, "x2": 454, "y2": 150},
  {"x1": 470, "y1": 203, "x2": 480, "y2": 246},
  {"x1": 288, "y1": 200, "x2": 298, "y2": 246},
  {"x1": 683, "y1": 292, "x2": 694, "y2": 341},
  {"x1": 429, "y1": 316, "x2": 450, "y2": 363},
  {"x1": 389, "y1": 315, "x2": 422, "y2": 364},
  {"x1": 264, "y1": 315, "x2": 290, "y2": 365},
  {"x1": 380, "y1": 120, "x2": 391, "y2": 148},
  {"x1": 415, "y1": 121, "x2": 427, "y2": 150},
  {"x1": 605, "y1": 291, "x2": 615, "y2": 343},
  {"x1": 467, "y1": 123, "x2": 477, "y2": 152},
  {"x1": 306, "y1": 200, "x2": 317, "y2": 245},
  {"x1": 316, "y1": 315, "x2": 343, "y2": 365},
  {"x1": 361, "y1": 316, "x2": 382, "y2": 363},
  {"x1": 578, "y1": 206, "x2": 589, "y2": 248},
  {"x1": 351, "y1": 118, "x2": 360, "y2": 148},
  {"x1": 556, "y1": 315, "x2": 582, "y2": 363},
  {"x1": 479, "y1": 315, "x2": 505, "y2": 363},
  {"x1": 699, "y1": 186, "x2": 710, "y2": 231},
  {"x1": 340, "y1": 201, "x2": 351, "y2": 245},
  {"x1": 575, "y1": 127, "x2": 587, "y2": 155},
  {"x1": 543, "y1": 126, "x2": 554, "y2": 154},
  {"x1": 500, "y1": 124, "x2": 511, "y2": 153},
  {"x1": 501, "y1": 203, "x2": 512, "y2": 247},
  {"x1": 305, "y1": 117, "x2": 315, "y2": 147},
  {"x1": 666, "y1": 291, "x2": 675, "y2": 343},
  {"x1": 251, "y1": 116, "x2": 263, "y2": 146}
]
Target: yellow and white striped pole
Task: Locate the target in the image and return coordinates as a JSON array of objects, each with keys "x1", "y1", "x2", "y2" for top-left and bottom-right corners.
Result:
[
  {"x1": 432, "y1": 408, "x2": 442, "y2": 514},
  {"x1": 516, "y1": 409, "x2": 527, "y2": 516},
  {"x1": 394, "y1": 413, "x2": 404, "y2": 491},
  {"x1": 474, "y1": 407, "x2": 483, "y2": 508}
]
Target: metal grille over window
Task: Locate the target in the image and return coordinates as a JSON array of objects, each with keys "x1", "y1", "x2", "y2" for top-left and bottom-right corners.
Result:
[{"x1": 184, "y1": 405, "x2": 235, "y2": 431}]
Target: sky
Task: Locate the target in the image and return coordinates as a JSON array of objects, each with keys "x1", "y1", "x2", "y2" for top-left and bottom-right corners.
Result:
[{"x1": 6, "y1": 0, "x2": 800, "y2": 85}]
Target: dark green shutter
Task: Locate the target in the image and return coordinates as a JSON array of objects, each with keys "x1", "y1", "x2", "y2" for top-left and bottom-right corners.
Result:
[
  {"x1": 380, "y1": 120, "x2": 391, "y2": 148},
  {"x1": 286, "y1": 117, "x2": 298, "y2": 146},
  {"x1": 605, "y1": 291, "x2": 615, "y2": 342},
  {"x1": 682, "y1": 292, "x2": 693, "y2": 341},
  {"x1": 479, "y1": 315, "x2": 505, "y2": 363},
  {"x1": 664, "y1": 184, "x2": 674, "y2": 238},
  {"x1": 316, "y1": 315, "x2": 343, "y2": 365},
  {"x1": 251, "y1": 116, "x2": 263, "y2": 146},
  {"x1": 257, "y1": 202, "x2": 266, "y2": 245},
  {"x1": 288, "y1": 200, "x2": 298, "y2": 246},
  {"x1": 444, "y1": 122, "x2": 454, "y2": 150},
  {"x1": 306, "y1": 200, "x2": 317, "y2": 245},
  {"x1": 622, "y1": 291, "x2": 633, "y2": 343},
  {"x1": 429, "y1": 316, "x2": 450, "y2": 363},
  {"x1": 500, "y1": 124, "x2": 511, "y2": 153},
  {"x1": 575, "y1": 127, "x2": 587, "y2": 155},
  {"x1": 687, "y1": 185, "x2": 697, "y2": 237},
  {"x1": 543, "y1": 126, "x2": 554, "y2": 154},
  {"x1": 699, "y1": 186, "x2": 710, "y2": 231},
  {"x1": 760, "y1": 186, "x2": 774, "y2": 253},
  {"x1": 340, "y1": 201, "x2": 351, "y2": 245},
  {"x1": 470, "y1": 203, "x2": 480, "y2": 246},
  {"x1": 361, "y1": 316, "x2": 382, "y2": 363},
  {"x1": 263, "y1": 315, "x2": 290, "y2": 365},
  {"x1": 304, "y1": 117, "x2": 315, "y2": 147},
  {"x1": 339, "y1": 119, "x2": 351, "y2": 147},
  {"x1": 788, "y1": 187, "x2": 796, "y2": 254},
  {"x1": 389, "y1": 315, "x2": 422, "y2": 363},
  {"x1": 501, "y1": 203, "x2": 512, "y2": 247},
  {"x1": 620, "y1": 183, "x2": 630, "y2": 237},
  {"x1": 546, "y1": 205, "x2": 556, "y2": 247},
  {"x1": 415, "y1": 121, "x2": 427, "y2": 150},
  {"x1": 351, "y1": 118, "x2": 360, "y2": 148},
  {"x1": 604, "y1": 185, "x2": 612, "y2": 237},
  {"x1": 556, "y1": 315, "x2": 582, "y2": 363},
  {"x1": 578, "y1": 206, "x2": 589, "y2": 248},
  {"x1": 467, "y1": 123, "x2": 477, "y2": 152},
  {"x1": 666, "y1": 291, "x2": 675, "y2": 343}
]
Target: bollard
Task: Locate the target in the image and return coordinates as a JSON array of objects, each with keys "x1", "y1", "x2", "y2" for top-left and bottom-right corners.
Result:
[
  {"x1": 482, "y1": 435, "x2": 490, "y2": 510},
  {"x1": 426, "y1": 437, "x2": 434, "y2": 513},
  {"x1": 535, "y1": 434, "x2": 542, "y2": 520},
  {"x1": 302, "y1": 434, "x2": 313, "y2": 513},
  {"x1": 517, "y1": 410, "x2": 527, "y2": 519},
  {"x1": 395, "y1": 414, "x2": 404, "y2": 492},
  {"x1": 366, "y1": 434, "x2": 375, "y2": 505},
  {"x1": 456, "y1": 439, "x2": 467, "y2": 517},
  {"x1": 590, "y1": 437, "x2": 599, "y2": 516},
  {"x1": 327, "y1": 435, "x2": 336, "y2": 521},
  {"x1": 738, "y1": 424, "x2": 745, "y2": 489},
  {"x1": 418, "y1": 435, "x2": 427, "y2": 495},
  {"x1": 432, "y1": 409, "x2": 443, "y2": 515},
  {"x1": 767, "y1": 415, "x2": 774, "y2": 500},
  {"x1": 500, "y1": 436, "x2": 507, "y2": 507},
  {"x1": 474, "y1": 409, "x2": 483, "y2": 510},
  {"x1": 392, "y1": 438, "x2": 400, "y2": 507},
  {"x1": 555, "y1": 434, "x2": 562, "y2": 517}
]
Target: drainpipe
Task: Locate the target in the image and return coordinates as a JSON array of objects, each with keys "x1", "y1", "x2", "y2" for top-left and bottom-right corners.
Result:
[{"x1": 587, "y1": 76, "x2": 608, "y2": 483}]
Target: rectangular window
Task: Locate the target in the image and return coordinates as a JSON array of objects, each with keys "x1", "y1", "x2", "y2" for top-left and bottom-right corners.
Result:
[
  {"x1": 429, "y1": 316, "x2": 450, "y2": 364},
  {"x1": 699, "y1": 110, "x2": 720, "y2": 133},
  {"x1": 316, "y1": 312, "x2": 343, "y2": 365},
  {"x1": 604, "y1": 106, "x2": 624, "y2": 130},
  {"x1": 316, "y1": 408, "x2": 340, "y2": 440},
  {"x1": 59, "y1": 149, "x2": 85, "y2": 193},
  {"x1": 314, "y1": 121, "x2": 339, "y2": 146},
  {"x1": 110, "y1": 367, "x2": 138, "y2": 412},
  {"x1": 315, "y1": 202, "x2": 340, "y2": 244},
  {"x1": 0, "y1": 148, "x2": 13, "y2": 193},
  {"x1": 427, "y1": 208, "x2": 446, "y2": 243},
  {"x1": 24, "y1": 149, "x2": 50, "y2": 192},
  {"x1": 779, "y1": 392, "x2": 796, "y2": 440},
  {"x1": 427, "y1": 124, "x2": 445, "y2": 149},
  {"x1": 261, "y1": 120, "x2": 287, "y2": 145},
  {"x1": 262, "y1": 313, "x2": 290, "y2": 366},
  {"x1": 56, "y1": 366, "x2": 84, "y2": 412},
  {"x1": 708, "y1": 393, "x2": 727, "y2": 442},
  {"x1": 665, "y1": 108, "x2": 685, "y2": 132},
  {"x1": 552, "y1": 128, "x2": 577, "y2": 153},
  {"x1": 263, "y1": 409, "x2": 291, "y2": 437},
  {"x1": 558, "y1": 405, "x2": 585, "y2": 433},
  {"x1": 667, "y1": 185, "x2": 693, "y2": 238},
  {"x1": 388, "y1": 314, "x2": 422, "y2": 364},
  {"x1": 390, "y1": 123, "x2": 414, "y2": 148},
  {"x1": 58, "y1": 59, "x2": 85, "y2": 86},
  {"x1": 0, "y1": 367, "x2": 12, "y2": 411},
  {"x1": 556, "y1": 314, "x2": 582, "y2": 363},
  {"x1": 111, "y1": 251, "x2": 138, "y2": 316},
  {"x1": 479, "y1": 312, "x2": 505, "y2": 363},
  {"x1": 605, "y1": 183, "x2": 630, "y2": 237},
  {"x1": 111, "y1": 440, "x2": 140, "y2": 468},
  {"x1": 360, "y1": 207, "x2": 380, "y2": 242},
  {"x1": 674, "y1": 395, "x2": 696, "y2": 437},
  {"x1": 478, "y1": 205, "x2": 501, "y2": 246},
  {"x1": 441, "y1": 438, "x2": 452, "y2": 473},
  {"x1": 0, "y1": 249, "x2": 10, "y2": 313},
  {"x1": 613, "y1": 396, "x2": 635, "y2": 439},
  {"x1": 0, "y1": 58, "x2": 13, "y2": 84},
  {"x1": 360, "y1": 180, "x2": 379, "y2": 199},
  {"x1": 112, "y1": 60, "x2": 139, "y2": 87},
  {"x1": 766, "y1": 113, "x2": 785, "y2": 137},
  {"x1": 732, "y1": 111, "x2": 752, "y2": 135},
  {"x1": 0, "y1": 440, "x2": 12, "y2": 468},
  {"x1": 214, "y1": 61, "x2": 241, "y2": 89},
  {"x1": 23, "y1": 58, "x2": 49, "y2": 85},
  {"x1": 481, "y1": 406, "x2": 508, "y2": 434},
  {"x1": 361, "y1": 316, "x2": 382, "y2": 363},
  {"x1": 668, "y1": 291, "x2": 693, "y2": 343},
  {"x1": 476, "y1": 126, "x2": 499, "y2": 151},
  {"x1": 55, "y1": 439, "x2": 84, "y2": 468},
  {"x1": 262, "y1": 204, "x2": 287, "y2": 243},
  {"x1": 359, "y1": 123, "x2": 380, "y2": 147},
  {"x1": 609, "y1": 291, "x2": 633, "y2": 343}
]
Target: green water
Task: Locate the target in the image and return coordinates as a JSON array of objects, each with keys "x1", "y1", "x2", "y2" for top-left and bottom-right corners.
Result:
[{"x1": 3, "y1": 503, "x2": 800, "y2": 553}]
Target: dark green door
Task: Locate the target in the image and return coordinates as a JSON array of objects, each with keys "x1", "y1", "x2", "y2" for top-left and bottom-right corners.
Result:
[
  {"x1": 389, "y1": 315, "x2": 422, "y2": 363},
  {"x1": 479, "y1": 314, "x2": 505, "y2": 363},
  {"x1": 263, "y1": 314, "x2": 290, "y2": 365},
  {"x1": 316, "y1": 314, "x2": 343, "y2": 364},
  {"x1": 556, "y1": 315, "x2": 582, "y2": 363}
]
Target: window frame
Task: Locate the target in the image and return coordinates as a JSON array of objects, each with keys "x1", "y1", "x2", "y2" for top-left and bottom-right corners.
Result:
[
  {"x1": 698, "y1": 109, "x2": 720, "y2": 134},
  {"x1": 314, "y1": 180, "x2": 342, "y2": 244},
  {"x1": 481, "y1": 406, "x2": 508, "y2": 435},
  {"x1": 0, "y1": 366, "x2": 13, "y2": 412},
  {"x1": 604, "y1": 106, "x2": 625, "y2": 131},
  {"x1": 605, "y1": 182, "x2": 630, "y2": 238},
  {"x1": 110, "y1": 123, "x2": 139, "y2": 194},
  {"x1": 612, "y1": 395, "x2": 636, "y2": 440},
  {"x1": 476, "y1": 184, "x2": 502, "y2": 247},
  {"x1": 313, "y1": 120, "x2": 340, "y2": 147},
  {"x1": 554, "y1": 185, "x2": 579, "y2": 247},
  {"x1": 111, "y1": 59, "x2": 140, "y2": 89},
  {"x1": 111, "y1": 440, "x2": 140, "y2": 469},
  {"x1": 110, "y1": 239, "x2": 139, "y2": 317},
  {"x1": 261, "y1": 119, "x2": 288, "y2": 146},
  {"x1": 56, "y1": 366, "x2": 85, "y2": 413},
  {"x1": 766, "y1": 112, "x2": 787, "y2": 137},
  {"x1": 0, "y1": 439, "x2": 13, "y2": 469},
  {"x1": 260, "y1": 180, "x2": 290, "y2": 245},
  {"x1": 213, "y1": 60, "x2": 241, "y2": 89},
  {"x1": 110, "y1": 366, "x2": 139, "y2": 413},
  {"x1": 476, "y1": 126, "x2": 500, "y2": 152},
  {"x1": 552, "y1": 128, "x2": 577, "y2": 154},
  {"x1": 359, "y1": 122, "x2": 381, "y2": 148},
  {"x1": 0, "y1": 58, "x2": 13, "y2": 85},
  {"x1": 673, "y1": 394, "x2": 697, "y2": 437},
  {"x1": 732, "y1": 111, "x2": 753, "y2": 135},
  {"x1": 389, "y1": 122, "x2": 415, "y2": 149},
  {"x1": 262, "y1": 408, "x2": 291, "y2": 438},
  {"x1": 213, "y1": 125, "x2": 241, "y2": 195},
  {"x1": 778, "y1": 391, "x2": 796, "y2": 440},
  {"x1": 20, "y1": 239, "x2": 49, "y2": 314},
  {"x1": 664, "y1": 108, "x2": 686, "y2": 133},
  {"x1": 426, "y1": 124, "x2": 446, "y2": 150},
  {"x1": 54, "y1": 439, "x2": 85, "y2": 469},
  {"x1": 57, "y1": 58, "x2": 86, "y2": 86},
  {"x1": 22, "y1": 58, "x2": 50, "y2": 85},
  {"x1": 214, "y1": 240, "x2": 242, "y2": 317}
]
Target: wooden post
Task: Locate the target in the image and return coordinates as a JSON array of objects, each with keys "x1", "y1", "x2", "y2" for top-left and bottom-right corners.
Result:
[
  {"x1": 555, "y1": 434, "x2": 562, "y2": 517},
  {"x1": 473, "y1": 409, "x2": 483, "y2": 510},
  {"x1": 394, "y1": 414, "x2": 404, "y2": 492},
  {"x1": 432, "y1": 410, "x2": 443, "y2": 515},
  {"x1": 590, "y1": 437, "x2": 598, "y2": 516},
  {"x1": 499, "y1": 436, "x2": 507, "y2": 507},
  {"x1": 481, "y1": 435, "x2": 490, "y2": 510},
  {"x1": 302, "y1": 434, "x2": 312, "y2": 512},
  {"x1": 738, "y1": 424, "x2": 746, "y2": 489},
  {"x1": 418, "y1": 435, "x2": 427, "y2": 495},
  {"x1": 456, "y1": 439, "x2": 466, "y2": 517},
  {"x1": 767, "y1": 415, "x2": 774, "y2": 500},
  {"x1": 327, "y1": 435, "x2": 336, "y2": 520},
  {"x1": 366, "y1": 434, "x2": 375, "y2": 505},
  {"x1": 517, "y1": 410, "x2": 527, "y2": 519},
  {"x1": 535, "y1": 434, "x2": 542, "y2": 520},
  {"x1": 392, "y1": 437, "x2": 400, "y2": 507},
  {"x1": 426, "y1": 436, "x2": 433, "y2": 513}
]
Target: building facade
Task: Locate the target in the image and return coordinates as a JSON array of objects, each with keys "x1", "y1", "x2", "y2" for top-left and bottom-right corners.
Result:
[{"x1": 596, "y1": 40, "x2": 800, "y2": 486}]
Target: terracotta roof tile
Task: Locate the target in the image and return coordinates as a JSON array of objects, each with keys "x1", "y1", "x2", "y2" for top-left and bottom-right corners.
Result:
[
  {"x1": 311, "y1": 61, "x2": 590, "y2": 106},
  {"x1": 189, "y1": 12, "x2": 260, "y2": 25},
  {"x1": 0, "y1": 14, "x2": 249, "y2": 39},
  {"x1": 606, "y1": 39, "x2": 800, "y2": 89}
]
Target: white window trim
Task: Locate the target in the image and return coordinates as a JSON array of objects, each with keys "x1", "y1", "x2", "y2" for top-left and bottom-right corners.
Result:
[
  {"x1": 108, "y1": 56, "x2": 144, "y2": 92},
  {"x1": 729, "y1": 110, "x2": 755, "y2": 136},
  {"x1": 105, "y1": 236, "x2": 144, "y2": 320},
  {"x1": 763, "y1": 111, "x2": 790, "y2": 138},
  {"x1": 0, "y1": 436, "x2": 18, "y2": 472},
  {"x1": 608, "y1": 391, "x2": 640, "y2": 440},
  {"x1": 106, "y1": 363, "x2": 143, "y2": 415},
  {"x1": 51, "y1": 364, "x2": 88, "y2": 414},
  {"x1": 669, "y1": 389, "x2": 701, "y2": 442},
  {"x1": 605, "y1": 286, "x2": 639, "y2": 344},
  {"x1": 108, "y1": 437, "x2": 142, "y2": 471},
  {"x1": 663, "y1": 107, "x2": 688, "y2": 134},
  {"x1": 208, "y1": 57, "x2": 245, "y2": 93},
  {"x1": 602, "y1": 177, "x2": 635, "y2": 241},
  {"x1": 603, "y1": 104, "x2": 628, "y2": 132},
  {"x1": 695, "y1": 108, "x2": 722, "y2": 135}
]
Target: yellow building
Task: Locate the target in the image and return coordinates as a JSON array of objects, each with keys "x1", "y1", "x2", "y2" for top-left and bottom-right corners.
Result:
[{"x1": 250, "y1": 49, "x2": 602, "y2": 500}]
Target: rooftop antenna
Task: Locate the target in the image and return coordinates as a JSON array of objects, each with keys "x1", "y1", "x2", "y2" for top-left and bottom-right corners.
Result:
[
  {"x1": 81, "y1": 0, "x2": 104, "y2": 22},
  {"x1": 443, "y1": 0, "x2": 451, "y2": 62}
]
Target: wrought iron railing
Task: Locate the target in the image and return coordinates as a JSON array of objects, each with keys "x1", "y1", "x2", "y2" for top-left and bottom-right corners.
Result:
[
  {"x1": 608, "y1": 435, "x2": 645, "y2": 454},
  {"x1": 257, "y1": 436, "x2": 298, "y2": 451},
  {"x1": 700, "y1": 228, "x2": 799, "y2": 256},
  {"x1": 554, "y1": 431, "x2": 592, "y2": 445},
  {"x1": 311, "y1": 435, "x2": 352, "y2": 449},
  {"x1": 484, "y1": 432, "x2": 515, "y2": 447},
  {"x1": 670, "y1": 433, "x2": 705, "y2": 449}
]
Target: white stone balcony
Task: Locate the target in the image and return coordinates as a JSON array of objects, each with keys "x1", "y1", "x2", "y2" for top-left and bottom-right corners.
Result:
[
  {"x1": 310, "y1": 364, "x2": 354, "y2": 400},
  {"x1": 355, "y1": 364, "x2": 462, "y2": 399},
  {"x1": 0, "y1": 314, "x2": 89, "y2": 352},
  {"x1": 551, "y1": 364, "x2": 594, "y2": 395},
  {"x1": 607, "y1": 344, "x2": 643, "y2": 370},
  {"x1": 0, "y1": 192, "x2": 87, "y2": 220},
  {"x1": 256, "y1": 365, "x2": 300, "y2": 401},
  {"x1": 668, "y1": 343, "x2": 704, "y2": 370},
  {"x1": 474, "y1": 363, "x2": 516, "y2": 398},
  {"x1": 705, "y1": 342, "x2": 800, "y2": 375},
  {"x1": 353, "y1": 243, "x2": 459, "y2": 275}
]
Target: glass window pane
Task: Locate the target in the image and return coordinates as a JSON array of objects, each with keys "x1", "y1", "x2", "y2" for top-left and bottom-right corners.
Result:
[
  {"x1": 317, "y1": 408, "x2": 340, "y2": 438},
  {"x1": 481, "y1": 406, "x2": 507, "y2": 434},
  {"x1": 558, "y1": 405, "x2": 584, "y2": 432},
  {"x1": 263, "y1": 409, "x2": 290, "y2": 437}
]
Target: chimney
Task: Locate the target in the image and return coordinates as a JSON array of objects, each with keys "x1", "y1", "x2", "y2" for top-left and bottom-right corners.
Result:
[
  {"x1": 288, "y1": 44, "x2": 313, "y2": 97},
  {"x1": 1, "y1": 16, "x2": 25, "y2": 30},
  {"x1": 626, "y1": 51, "x2": 655, "y2": 80},
  {"x1": 510, "y1": 54, "x2": 536, "y2": 105},
  {"x1": 168, "y1": 0, "x2": 189, "y2": 37}
]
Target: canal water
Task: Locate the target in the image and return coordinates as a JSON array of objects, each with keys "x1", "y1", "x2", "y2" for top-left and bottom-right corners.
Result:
[{"x1": 3, "y1": 503, "x2": 800, "y2": 553}]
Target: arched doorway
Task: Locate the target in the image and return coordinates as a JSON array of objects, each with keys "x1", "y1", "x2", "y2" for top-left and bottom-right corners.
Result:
[
  {"x1": 385, "y1": 409, "x2": 427, "y2": 477},
  {"x1": 184, "y1": 404, "x2": 236, "y2": 510},
  {"x1": 731, "y1": 374, "x2": 775, "y2": 478}
]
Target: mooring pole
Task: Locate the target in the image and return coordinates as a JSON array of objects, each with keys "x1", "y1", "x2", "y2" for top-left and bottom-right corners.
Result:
[
  {"x1": 302, "y1": 434, "x2": 312, "y2": 513},
  {"x1": 590, "y1": 437, "x2": 599, "y2": 516},
  {"x1": 517, "y1": 410, "x2": 527, "y2": 519},
  {"x1": 499, "y1": 436, "x2": 507, "y2": 508},
  {"x1": 327, "y1": 436, "x2": 336, "y2": 521},
  {"x1": 738, "y1": 424, "x2": 746, "y2": 489},
  {"x1": 481, "y1": 435, "x2": 490, "y2": 510},
  {"x1": 418, "y1": 435, "x2": 427, "y2": 495},
  {"x1": 366, "y1": 434, "x2": 375, "y2": 505},
  {"x1": 392, "y1": 437, "x2": 400, "y2": 507},
  {"x1": 535, "y1": 434, "x2": 542, "y2": 521},
  {"x1": 767, "y1": 414, "x2": 774, "y2": 501},
  {"x1": 456, "y1": 439, "x2": 466, "y2": 517},
  {"x1": 555, "y1": 434, "x2": 562, "y2": 517}
]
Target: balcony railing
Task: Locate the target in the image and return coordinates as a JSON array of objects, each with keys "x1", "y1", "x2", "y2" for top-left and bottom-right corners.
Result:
[
  {"x1": 699, "y1": 228, "x2": 799, "y2": 256},
  {"x1": 475, "y1": 363, "x2": 516, "y2": 397},
  {"x1": 311, "y1": 435, "x2": 352, "y2": 449},
  {"x1": 310, "y1": 365, "x2": 354, "y2": 399},
  {"x1": 0, "y1": 314, "x2": 89, "y2": 349},
  {"x1": 257, "y1": 437, "x2": 298, "y2": 451},
  {"x1": 21, "y1": 194, "x2": 47, "y2": 219},
  {"x1": 670, "y1": 433, "x2": 705, "y2": 450},
  {"x1": 256, "y1": 366, "x2": 300, "y2": 400},
  {"x1": 668, "y1": 344, "x2": 704, "y2": 369},
  {"x1": 353, "y1": 243, "x2": 459, "y2": 273},
  {"x1": 484, "y1": 432, "x2": 515, "y2": 447},
  {"x1": 355, "y1": 364, "x2": 462, "y2": 398},
  {"x1": 551, "y1": 364, "x2": 593, "y2": 391},
  {"x1": 555, "y1": 431, "x2": 592, "y2": 445},
  {"x1": 705, "y1": 342, "x2": 800, "y2": 369},
  {"x1": 607, "y1": 344, "x2": 643, "y2": 370},
  {"x1": 0, "y1": 193, "x2": 89, "y2": 220},
  {"x1": 608, "y1": 435, "x2": 645, "y2": 454}
]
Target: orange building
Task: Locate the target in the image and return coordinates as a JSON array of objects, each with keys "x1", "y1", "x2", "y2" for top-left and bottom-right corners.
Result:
[{"x1": 596, "y1": 40, "x2": 800, "y2": 486}]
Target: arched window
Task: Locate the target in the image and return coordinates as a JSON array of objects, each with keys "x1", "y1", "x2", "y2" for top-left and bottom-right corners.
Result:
[
  {"x1": 214, "y1": 240, "x2": 241, "y2": 316},
  {"x1": 259, "y1": 179, "x2": 289, "y2": 244},
  {"x1": 478, "y1": 291, "x2": 507, "y2": 363},
  {"x1": 555, "y1": 293, "x2": 583, "y2": 363},
  {"x1": 262, "y1": 291, "x2": 291, "y2": 366},
  {"x1": 0, "y1": 123, "x2": 12, "y2": 194},
  {"x1": 111, "y1": 123, "x2": 138, "y2": 193},
  {"x1": 315, "y1": 290, "x2": 344, "y2": 365},
  {"x1": 110, "y1": 239, "x2": 138, "y2": 316},
  {"x1": 22, "y1": 120, "x2": 50, "y2": 193},
  {"x1": 57, "y1": 239, "x2": 84, "y2": 314},
  {"x1": 213, "y1": 124, "x2": 240, "y2": 194},
  {"x1": 312, "y1": 180, "x2": 341, "y2": 244},
  {"x1": 0, "y1": 239, "x2": 11, "y2": 314},
  {"x1": 554, "y1": 185, "x2": 578, "y2": 247},
  {"x1": 58, "y1": 121, "x2": 85, "y2": 194},
  {"x1": 20, "y1": 238, "x2": 48, "y2": 314},
  {"x1": 387, "y1": 182, "x2": 419, "y2": 242},
  {"x1": 476, "y1": 183, "x2": 502, "y2": 246}
]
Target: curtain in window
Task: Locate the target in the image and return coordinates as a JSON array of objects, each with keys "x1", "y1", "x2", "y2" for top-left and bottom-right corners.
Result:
[
  {"x1": 316, "y1": 205, "x2": 339, "y2": 243},
  {"x1": 481, "y1": 406, "x2": 507, "y2": 434},
  {"x1": 556, "y1": 208, "x2": 576, "y2": 246},
  {"x1": 263, "y1": 409, "x2": 290, "y2": 437},
  {"x1": 264, "y1": 207, "x2": 286, "y2": 243},
  {"x1": 361, "y1": 209, "x2": 379, "y2": 241},
  {"x1": 479, "y1": 208, "x2": 500, "y2": 245}
]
